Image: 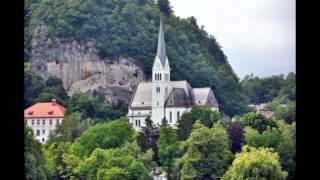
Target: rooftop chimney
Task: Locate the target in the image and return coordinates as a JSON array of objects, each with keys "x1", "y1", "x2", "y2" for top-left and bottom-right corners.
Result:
[{"x1": 52, "y1": 99, "x2": 57, "y2": 106}]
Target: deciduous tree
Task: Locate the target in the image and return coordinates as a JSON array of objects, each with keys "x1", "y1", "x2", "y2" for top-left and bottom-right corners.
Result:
[
  {"x1": 222, "y1": 146, "x2": 288, "y2": 180},
  {"x1": 181, "y1": 122, "x2": 232, "y2": 179}
]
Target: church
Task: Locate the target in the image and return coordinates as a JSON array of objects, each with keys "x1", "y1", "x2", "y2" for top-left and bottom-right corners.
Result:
[{"x1": 127, "y1": 16, "x2": 219, "y2": 131}]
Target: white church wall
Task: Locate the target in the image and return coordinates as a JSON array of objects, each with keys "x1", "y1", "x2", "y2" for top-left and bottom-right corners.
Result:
[{"x1": 165, "y1": 107, "x2": 188, "y2": 126}]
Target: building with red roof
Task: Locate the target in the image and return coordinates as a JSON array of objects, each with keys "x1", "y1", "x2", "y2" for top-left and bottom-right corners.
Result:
[{"x1": 24, "y1": 99, "x2": 65, "y2": 143}]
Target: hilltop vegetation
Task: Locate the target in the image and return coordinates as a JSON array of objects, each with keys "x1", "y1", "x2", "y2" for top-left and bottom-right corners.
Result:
[
  {"x1": 25, "y1": 0, "x2": 249, "y2": 116},
  {"x1": 241, "y1": 72, "x2": 295, "y2": 104}
]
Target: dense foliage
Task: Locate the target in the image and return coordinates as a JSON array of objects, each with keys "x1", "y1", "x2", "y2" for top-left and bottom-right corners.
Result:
[
  {"x1": 240, "y1": 112, "x2": 277, "y2": 133},
  {"x1": 241, "y1": 72, "x2": 295, "y2": 104},
  {"x1": 222, "y1": 146, "x2": 288, "y2": 180},
  {"x1": 72, "y1": 117, "x2": 134, "y2": 158},
  {"x1": 137, "y1": 116, "x2": 160, "y2": 162},
  {"x1": 67, "y1": 92, "x2": 126, "y2": 122},
  {"x1": 244, "y1": 120, "x2": 296, "y2": 179},
  {"x1": 227, "y1": 121, "x2": 244, "y2": 153},
  {"x1": 181, "y1": 121, "x2": 233, "y2": 179},
  {"x1": 157, "y1": 124, "x2": 179, "y2": 179},
  {"x1": 177, "y1": 105, "x2": 221, "y2": 140},
  {"x1": 25, "y1": 0, "x2": 249, "y2": 116},
  {"x1": 25, "y1": 123, "x2": 50, "y2": 179},
  {"x1": 48, "y1": 112, "x2": 92, "y2": 143}
]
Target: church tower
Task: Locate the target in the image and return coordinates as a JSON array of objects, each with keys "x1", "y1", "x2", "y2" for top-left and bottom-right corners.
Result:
[{"x1": 152, "y1": 14, "x2": 171, "y2": 125}]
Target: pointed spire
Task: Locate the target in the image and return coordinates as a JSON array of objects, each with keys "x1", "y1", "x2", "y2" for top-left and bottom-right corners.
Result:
[{"x1": 156, "y1": 14, "x2": 167, "y2": 67}]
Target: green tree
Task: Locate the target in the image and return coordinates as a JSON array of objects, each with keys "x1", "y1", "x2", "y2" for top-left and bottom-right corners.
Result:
[
  {"x1": 48, "y1": 112, "x2": 92, "y2": 143},
  {"x1": 137, "y1": 116, "x2": 160, "y2": 162},
  {"x1": 244, "y1": 121, "x2": 296, "y2": 179},
  {"x1": 157, "y1": 0, "x2": 173, "y2": 16},
  {"x1": 222, "y1": 146, "x2": 288, "y2": 180},
  {"x1": 35, "y1": 76, "x2": 69, "y2": 106},
  {"x1": 274, "y1": 101, "x2": 296, "y2": 124},
  {"x1": 227, "y1": 121, "x2": 244, "y2": 153},
  {"x1": 177, "y1": 105, "x2": 221, "y2": 140},
  {"x1": 25, "y1": 123, "x2": 50, "y2": 179},
  {"x1": 240, "y1": 112, "x2": 277, "y2": 133},
  {"x1": 76, "y1": 142, "x2": 153, "y2": 180},
  {"x1": 181, "y1": 122, "x2": 232, "y2": 179},
  {"x1": 72, "y1": 117, "x2": 134, "y2": 158},
  {"x1": 24, "y1": 62, "x2": 45, "y2": 108},
  {"x1": 157, "y1": 124, "x2": 179, "y2": 179},
  {"x1": 67, "y1": 92, "x2": 125, "y2": 122}
]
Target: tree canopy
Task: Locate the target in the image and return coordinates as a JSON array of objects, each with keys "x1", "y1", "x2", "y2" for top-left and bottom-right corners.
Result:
[
  {"x1": 181, "y1": 122, "x2": 232, "y2": 179},
  {"x1": 72, "y1": 117, "x2": 134, "y2": 158},
  {"x1": 222, "y1": 146, "x2": 288, "y2": 180},
  {"x1": 177, "y1": 105, "x2": 221, "y2": 140},
  {"x1": 25, "y1": 123, "x2": 51, "y2": 179}
]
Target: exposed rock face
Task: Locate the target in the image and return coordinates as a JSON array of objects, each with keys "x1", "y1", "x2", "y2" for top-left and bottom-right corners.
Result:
[{"x1": 31, "y1": 24, "x2": 145, "y2": 104}]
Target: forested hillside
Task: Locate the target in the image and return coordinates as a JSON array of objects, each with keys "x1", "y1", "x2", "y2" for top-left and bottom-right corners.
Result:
[
  {"x1": 241, "y1": 72, "x2": 295, "y2": 104},
  {"x1": 25, "y1": 0, "x2": 249, "y2": 116}
]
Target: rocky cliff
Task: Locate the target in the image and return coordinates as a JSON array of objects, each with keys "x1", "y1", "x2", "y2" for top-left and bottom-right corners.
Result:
[{"x1": 31, "y1": 24, "x2": 145, "y2": 104}]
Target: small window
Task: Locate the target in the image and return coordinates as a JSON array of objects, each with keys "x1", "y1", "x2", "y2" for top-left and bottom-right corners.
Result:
[
  {"x1": 169, "y1": 111, "x2": 172, "y2": 123},
  {"x1": 36, "y1": 130, "x2": 40, "y2": 136},
  {"x1": 49, "y1": 119, "x2": 52, "y2": 125},
  {"x1": 156, "y1": 87, "x2": 160, "y2": 93},
  {"x1": 142, "y1": 102, "x2": 144, "y2": 105},
  {"x1": 138, "y1": 112, "x2": 141, "y2": 114},
  {"x1": 42, "y1": 138, "x2": 45, "y2": 142},
  {"x1": 57, "y1": 119, "x2": 59, "y2": 125},
  {"x1": 42, "y1": 119, "x2": 45, "y2": 125},
  {"x1": 138, "y1": 120, "x2": 141, "y2": 127},
  {"x1": 55, "y1": 60, "x2": 59, "y2": 64},
  {"x1": 31, "y1": 120, "x2": 34, "y2": 125},
  {"x1": 135, "y1": 120, "x2": 138, "y2": 126},
  {"x1": 198, "y1": 101, "x2": 201, "y2": 103},
  {"x1": 42, "y1": 129, "x2": 45, "y2": 134},
  {"x1": 177, "y1": 111, "x2": 180, "y2": 121},
  {"x1": 37, "y1": 120, "x2": 40, "y2": 125},
  {"x1": 157, "y1": 102, "x2": 159, "y2": 106},
  {"x1": 160, "y1": 74, "x2": 162, "y2": 80}
]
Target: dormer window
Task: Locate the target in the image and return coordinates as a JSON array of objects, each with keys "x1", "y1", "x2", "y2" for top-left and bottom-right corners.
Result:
[
  {"x1": 48, "y1": 110, "x2": 53, "y2": 115},
  {"x1": 28, "y1": 111, "x2": 33, "y2": 115}
]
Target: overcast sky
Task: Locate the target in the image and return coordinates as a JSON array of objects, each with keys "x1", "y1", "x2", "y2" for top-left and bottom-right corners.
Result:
[{"x1": 170, "y1": 0, "x2": 295, "y2": 79}]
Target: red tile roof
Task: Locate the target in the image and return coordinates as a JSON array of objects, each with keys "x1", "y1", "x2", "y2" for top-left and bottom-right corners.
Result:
[{"x1": 24, "y1": 101, "x2": 65, "y2": 118}]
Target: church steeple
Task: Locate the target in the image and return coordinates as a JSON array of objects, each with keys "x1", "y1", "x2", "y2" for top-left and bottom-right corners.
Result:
[{"x1": 156, "y1": 14, "x2": 167, "y2": 67}]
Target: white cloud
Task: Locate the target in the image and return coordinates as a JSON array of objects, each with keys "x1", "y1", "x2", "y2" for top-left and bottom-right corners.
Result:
[{"x1": 170, "y1": 0, "x2": 295, "y2": 78}]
